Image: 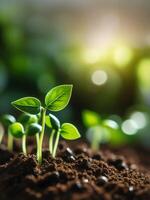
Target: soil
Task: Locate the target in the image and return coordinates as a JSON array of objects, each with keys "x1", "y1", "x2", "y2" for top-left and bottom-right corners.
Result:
[{"x1": 0, "y1": 141, "x2": 149, "y2": 200}]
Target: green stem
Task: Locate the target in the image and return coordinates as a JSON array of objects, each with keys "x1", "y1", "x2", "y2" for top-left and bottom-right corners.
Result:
[
  {"x1": 36, "y1": 133, "x2": 39, "y2": 159},
  {"x1": 49, "y1": 129, "x2": 55, "y2": 154},
  {"x1": 0, "y1": 132, "x2": 4, "y2": 145},
  {"x1": 52, "y1": 129, "x2": 60, "y2": 158},
  {"x1": 38, "y1": 108, "x2": 46, "y2": 164},
  {"x1": 8, "y1": 132, "x2": 13, "y2": 151},
  {"x1": 91, "y1": 134, "x2": 99, "y2": 151},
  {"x1": 22, "y1": 134, "x2": 27, "y2": 155}
]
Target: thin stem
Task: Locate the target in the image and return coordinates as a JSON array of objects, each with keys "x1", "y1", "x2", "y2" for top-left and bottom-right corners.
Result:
[
  {"x1": 49, "y1": 129, "x2": 55, "y2": 154},
  {"x1": 8, "y1": 131, "x2": 13, "y2": 151},
  {"x1": 38, "y1": 108, "x2": 46, "y2": 164},
  {"x1": 36, "y1": 133, "x2": 39, "y2": 159},
  {"x1": 52, "y1": 129, "x2": 60, "y2": 158},
  {"x1": 22, "y1": 134, "x2": 27, "y2": 156},
  {"x1": 0, "y1": 132, "x2": 4, "y2": 145},
  {"x1": 91, "y1": 134, "x2": 99, "y2": 151}
]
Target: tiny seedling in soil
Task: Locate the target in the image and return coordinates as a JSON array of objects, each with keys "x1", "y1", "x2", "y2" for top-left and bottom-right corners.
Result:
[
  {"x1": 46, "y1": 113, "x2": 80, "y2": 158},
  {"x1": 9, "y1": 122, "x2": 25, "y2": 152},
  {"x1": 11, "y1": 85, "x2": 81, "y2": 164},
  {"x1": 1, "y1": 114, "x2": 16, "y2": 151},
  {"x1": 82, "y1": 110, "x2": 120, "y2": 150},
  {"x1": 18, "y1": 113, "x2": 41, "y2": 156}
]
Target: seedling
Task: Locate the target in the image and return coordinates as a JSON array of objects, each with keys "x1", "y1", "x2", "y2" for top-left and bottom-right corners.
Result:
[
  {"x1": 9, "y1": 122, "x2": 25, "y2": 153},
  {"x1": 26, "y1": 123, "x2": 42, "y2": 158},
  {"x1": 1, "y1": 114, "x2": 16, "y2": 151},
  {"x1": 46, "y1": 113, "x2": 80, "y2": 158},
  {"x1": 18, "y1": 113, "x2": 39, "y2": 155},
  {"x1": 11, "y1": 84, "x2": 81, "y2": 164},
  {"x1": 82, "y1": 110, "x2": 120, "y2": 150}
]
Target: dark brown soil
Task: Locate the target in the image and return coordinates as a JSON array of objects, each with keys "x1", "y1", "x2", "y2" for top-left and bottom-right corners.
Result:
[{"x1": 0, "y1": 142, "x2": 149, "y2": 200}]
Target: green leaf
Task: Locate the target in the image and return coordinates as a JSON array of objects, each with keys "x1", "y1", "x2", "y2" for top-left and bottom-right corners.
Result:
[
  {"x1": 26, "y1": 123, "x2": 42, "y2": 136},
  {"x1": 1, "y1": 114, "x2": 16, "y2": 127},
  {"x1": 11, "y1": 97, "x2": 41, "y2": 114},
  {"x1": 60, "y1": 123, "x2": 81, "y2": 140},
  {"x1": 18, "y1": 113, "x2": 38, "y2": 126},
  {"x1": 82, "y1": 110, "x2": 101, "y2": 128},
  {"x1": 45, "y1": 114, "x2": 60, "y2": 130},
  {"x1": 45, "y1": 85, "x2": 73, "y2": 111},
  {"x1": 9, "y1": 122, "x2": 24, "y2": 138}
]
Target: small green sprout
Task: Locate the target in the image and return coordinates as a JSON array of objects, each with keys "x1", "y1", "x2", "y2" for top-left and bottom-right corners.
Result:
[
  {"x1": 18, "y1": 113, "x2": 39, "y2": 155},
  {"x1": 46, "y1": 114, "x2": 80, "y2": 158},
  {"x1": 26, "y1": 123, "x2": 42, "y2": 158},
  {"x1": 46, "y1": 114, "x2": 60, "y2": 155},
  {"x1": 11, "y1": 84, "x2": 81, "y2": 164},
  {"x1": 82, "y1": 110, "x2": 120, "y2": 150},
  {"x1": 1, "y1": 114, "x2": 16, "y2": 151},
  {"x1": 9, "y1": 122, "x2": 25, "y2": 153}
]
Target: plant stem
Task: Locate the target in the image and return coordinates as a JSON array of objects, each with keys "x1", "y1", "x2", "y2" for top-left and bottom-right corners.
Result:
[
  {"x1": 0, "y1": 132, "x2": 4, "y2": 145},
  {"x1": 49, "y1": 129, "x2": 55, "y2": 154},
  {"x1": 36, "y1": 133, "x2": 39, "y2": 159},
  {"x1": 22, "y1": 135, "x2": 27, "y2": 156},
  {"x1": 8, "y1": 132, "x2": 13, "y2": 151},
  {"x1": 91, "y1": 135, "x2": 99, "y2": 151},
  {"x1": 38, "y1": 108, "x2": 46, "y2": 164},
  {"x1": 52, "y1": 129, "x2": 60, "y2": 158}
]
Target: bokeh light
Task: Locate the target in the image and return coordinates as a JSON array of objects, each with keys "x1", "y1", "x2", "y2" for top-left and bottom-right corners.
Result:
[
  {"x1": 130, "y1": 111, "x2": 147, "y2": 129},
  {"x1": 121, "y1": 119, "x2": 138, "y2": 135},
  {"x1": 91, "y1": 70, "x2": 108, "y2": 86}
]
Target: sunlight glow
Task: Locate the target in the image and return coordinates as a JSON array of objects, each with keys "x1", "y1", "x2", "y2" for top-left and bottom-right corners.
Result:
[
  {"x1": 137, "y1": 58, "x2": 150, "y2": 90},
  {"x1": 113, "y1": 46, "x2": 133, "y2": 67}
]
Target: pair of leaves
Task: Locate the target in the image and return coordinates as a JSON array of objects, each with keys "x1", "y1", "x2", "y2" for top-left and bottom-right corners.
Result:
[
  {"x1": 9, "y1": 122, "x2": 42, "y2": 138},
  {"x1": 46, "y1": 114, "x2": 80, "y2": 140},
  {"x1": 11, "y1": 85, "x2": 73, "y2": 114}
]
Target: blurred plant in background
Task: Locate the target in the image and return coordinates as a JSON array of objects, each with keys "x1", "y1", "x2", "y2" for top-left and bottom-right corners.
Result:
[{"x1": 0, "y1": 0, "x2": 150, "y2": 148}]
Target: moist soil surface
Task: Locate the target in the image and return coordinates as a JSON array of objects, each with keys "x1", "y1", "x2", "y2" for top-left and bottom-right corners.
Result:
[{"x1": 0, "y1": 141, "x2": 149, "y2": 200}]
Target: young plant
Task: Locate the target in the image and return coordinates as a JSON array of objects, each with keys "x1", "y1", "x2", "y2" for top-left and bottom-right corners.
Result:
[
  {"x1": 9, "y1": 122, "x2": 25, "y2": 153},
  {"x1": 18, "y1": 113, "x2": 39, "y2": 155},
  {"x1": 1, "y1": 114, "x2": 16, "y2": 151},
  {"x1": 46, "y1": 113, "x2": 80, "y2": 158},
  {"x1": 11, "y1": 84, "x2": 80, "y2": 164},
  {"x1": 26, "y1": 123, "x2": 42, "y2": 158},
  {"x1": 82, "y1": 110, "x2": 120, "y2": 150},
  {"x1": 82, "y1": 110, "x2": 102, "y2": 150}
]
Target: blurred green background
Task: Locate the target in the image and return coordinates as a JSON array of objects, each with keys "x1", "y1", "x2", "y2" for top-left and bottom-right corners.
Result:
[{"x1": 0, "y1": 0, "x2": 150, "y2": 147}]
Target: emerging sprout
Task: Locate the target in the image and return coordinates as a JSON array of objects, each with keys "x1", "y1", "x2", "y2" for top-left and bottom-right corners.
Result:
[
  {"x1": 82, "y1": 110, "x2": 121, "y2": 150},
  {"x1": 9, "y1": 122, "x2": 25, "y2": 153},
  {"x1": 11, "y1": 85, "x2": 81, "y2": 164},
  {"x1": 18, "y1": 113, "x2": 39, "y2": 155},
  {"x1": 26, "y1": 123, "x2": 42, "y2": 158},
  {"x1": 46, "y1": 114, "x2": 60, "y2": 155},
  {"x1": 46, "y1": 114, "x2": 80, "y2": 158},
  {"x1": 1, "y1": 114, "x2": 16, "y2": 151}
]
